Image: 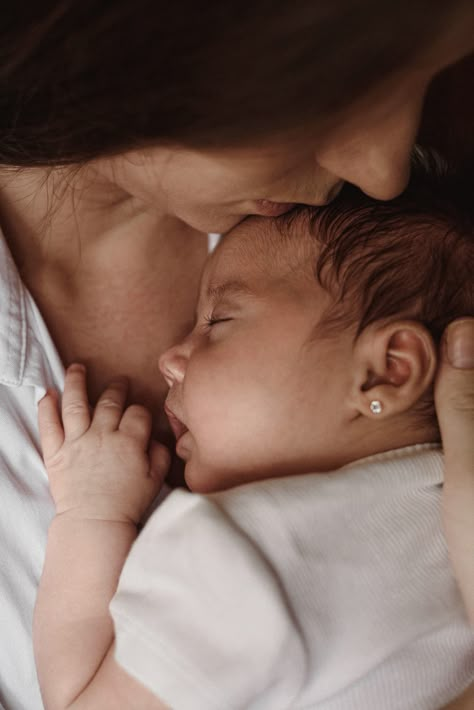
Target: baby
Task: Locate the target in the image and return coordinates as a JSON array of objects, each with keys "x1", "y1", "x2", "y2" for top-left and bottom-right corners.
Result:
[{"x1": 34, "y1": 156, "x2": 473, "y2": 709}]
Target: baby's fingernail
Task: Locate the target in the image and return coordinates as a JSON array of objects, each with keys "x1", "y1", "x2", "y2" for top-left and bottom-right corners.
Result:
[
  {"x1": 68, "y1": 363, "x2": 85, "y2": 372},
  {"x1": 445, "y1": 320, "x2": 474, "y2": 369}
]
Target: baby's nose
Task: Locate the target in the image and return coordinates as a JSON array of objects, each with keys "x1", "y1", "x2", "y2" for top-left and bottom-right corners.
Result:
[{"x1": 159, "y1": 345, "x2": 188, "y2": 387}]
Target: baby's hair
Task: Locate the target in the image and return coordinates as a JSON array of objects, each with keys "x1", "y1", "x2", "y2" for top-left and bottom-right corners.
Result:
[
  {"x1": 277, "y1": 150, "x2": 473, "y2": 429},
  {"x1": 279, "y1": 150, "x2": 473, "y2": 341}
]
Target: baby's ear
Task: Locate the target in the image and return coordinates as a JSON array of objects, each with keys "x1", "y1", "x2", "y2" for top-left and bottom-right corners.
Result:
[{"x1": 349, "y1": 321, "x2": 437, "y2": 419}]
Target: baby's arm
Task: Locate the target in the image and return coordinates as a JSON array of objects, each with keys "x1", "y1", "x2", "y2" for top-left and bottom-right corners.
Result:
[{"x1": 34, "y1": 365, "x2": 170, "y2": 710}]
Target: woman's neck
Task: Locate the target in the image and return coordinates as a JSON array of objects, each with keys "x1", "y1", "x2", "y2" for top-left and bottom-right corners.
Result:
[
  {"x1": 0, "y1": 162, "x2": 187, "y2": 274},
  {"x1": 0, "y1": 163, "x2": 208, "y2": 451}
]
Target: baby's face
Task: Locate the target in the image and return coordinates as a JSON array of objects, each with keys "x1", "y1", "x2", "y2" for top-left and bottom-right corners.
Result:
[{"x1": 160, "y1": 217, "x2": 355, "y2": 492}]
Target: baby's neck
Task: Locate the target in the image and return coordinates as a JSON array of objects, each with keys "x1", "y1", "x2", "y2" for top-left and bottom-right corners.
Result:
[{"x1": 315, "y1": 412, "x2": 439, "y2": 473}]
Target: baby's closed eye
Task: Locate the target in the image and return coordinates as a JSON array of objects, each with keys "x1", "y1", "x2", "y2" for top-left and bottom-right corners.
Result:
[{"x1": 204, "y1": 314, "x2": 234, "y2": 328}]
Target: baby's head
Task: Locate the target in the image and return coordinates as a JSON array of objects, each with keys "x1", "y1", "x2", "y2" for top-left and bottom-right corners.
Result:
[{"x1": 160, "y1": 153, "x2": 473, "y2": 493}]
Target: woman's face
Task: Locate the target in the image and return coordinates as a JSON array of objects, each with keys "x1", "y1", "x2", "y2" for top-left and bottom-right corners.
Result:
[{"x1": 100, "y1": 31, "x2": 473, "y2": 234}]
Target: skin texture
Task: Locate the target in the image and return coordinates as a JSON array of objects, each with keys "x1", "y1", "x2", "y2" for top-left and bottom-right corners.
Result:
[{"x1": 435, "y1": 321, "x2": 474, "y2": 625}]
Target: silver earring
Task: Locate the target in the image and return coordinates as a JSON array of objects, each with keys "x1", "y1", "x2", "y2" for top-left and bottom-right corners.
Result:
[{"x1": 370, "y1": 400, "x2": 383, "y2": 415}]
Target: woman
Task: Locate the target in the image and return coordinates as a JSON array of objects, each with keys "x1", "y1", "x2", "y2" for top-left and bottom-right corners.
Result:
[{"x1": 0, "y1": 2, "x2": 472, "y2": 708}]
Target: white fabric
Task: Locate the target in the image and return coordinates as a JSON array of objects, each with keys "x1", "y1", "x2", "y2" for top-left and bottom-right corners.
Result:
[
  {"x1": 111, "y1": 446, "x2": 474, "y2": 710},
  {"x1": 207, "y1": 233, "x2": 221, "y2": 252},
  {"x1": 0, "y1": 230, "x2": 63, "y2": 709}
]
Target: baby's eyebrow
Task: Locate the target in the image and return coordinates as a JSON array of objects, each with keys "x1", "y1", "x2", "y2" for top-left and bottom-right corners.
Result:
[{"x1": 206, "y1": 280, "x2": 254, "y2": 304}]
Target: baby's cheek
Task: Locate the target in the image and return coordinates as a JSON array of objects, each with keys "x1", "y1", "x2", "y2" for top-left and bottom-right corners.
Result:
[
  {"x1": 185, "y1": 378, "x2": 227, "y2": 439},
  {"x1": 183, "y1": 453, "x2": 219, "y2": 494}
]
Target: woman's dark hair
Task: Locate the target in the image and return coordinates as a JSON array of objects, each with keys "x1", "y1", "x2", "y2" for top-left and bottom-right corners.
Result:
[{"x1": 0, "y1": 1, "x2": 471, "y2": 165}]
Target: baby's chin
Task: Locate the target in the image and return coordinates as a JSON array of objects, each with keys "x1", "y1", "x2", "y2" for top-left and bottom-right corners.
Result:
[
  {"x1": 184, "y1": 453, "x2": 299, "y2": 494},
  {"x1": 184, "y1": 459, "x2": 242, "y2": 495},
  {"x1": 184, "y1": 465, "x2": 220, "y2": 495}
]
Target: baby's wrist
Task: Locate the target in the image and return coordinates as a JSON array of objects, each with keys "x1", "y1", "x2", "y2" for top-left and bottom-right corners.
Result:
[
  {"x1": 51, "y1": 488, "x2": 150, "y2": 526},
  {"x1": 48, "y1": 512, "x2": 139, "y2": 550},
  {"x1": 52, "y1": 505, "x2": 140, "y2": 528}
]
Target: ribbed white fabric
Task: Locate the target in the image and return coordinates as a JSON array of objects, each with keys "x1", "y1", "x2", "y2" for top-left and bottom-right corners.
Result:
[
  {"x1": 111, "y1": 446, "x2": 474, "y2": 710},
  {"x1": 0, "y1": 230, "x2": 63, "y2": 710}
]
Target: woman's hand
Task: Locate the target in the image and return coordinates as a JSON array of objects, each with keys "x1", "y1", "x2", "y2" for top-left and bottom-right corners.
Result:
[
  {"x1": 440, "y1": 683, "x2": 473, "y2": 710},
  {"x1": 435, "y1": 319, "x2": 474, "y2": 625},
  {"x1": 38, "y1": 364, "x2": 170, "y2": 525}
]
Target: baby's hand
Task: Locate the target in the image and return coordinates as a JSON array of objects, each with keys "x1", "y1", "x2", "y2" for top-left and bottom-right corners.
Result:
[{"x1": 38, "y1": 364, "x2": 170, "y2": 525}]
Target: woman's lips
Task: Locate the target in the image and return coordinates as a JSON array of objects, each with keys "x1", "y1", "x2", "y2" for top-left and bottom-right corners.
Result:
[
  {"x1": 164, "y1": 404, "x2": 188, "y2": 442},
  {"x1": 252, "y1": 199, "x2": 296, "y2": 217}
]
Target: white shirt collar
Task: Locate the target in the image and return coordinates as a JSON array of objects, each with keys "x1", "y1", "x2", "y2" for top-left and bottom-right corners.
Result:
[
  {"x1": 0, "y1": 227, "x2": 64, "y2": 392},
  {"x1": 0, "y1": 230, "x2": 28, "y2": 386}
]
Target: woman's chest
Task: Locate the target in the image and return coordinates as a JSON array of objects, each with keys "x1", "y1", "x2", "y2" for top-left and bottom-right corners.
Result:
[{"x1": 27, "y1": 237, "x2": 207, "y2": 432}]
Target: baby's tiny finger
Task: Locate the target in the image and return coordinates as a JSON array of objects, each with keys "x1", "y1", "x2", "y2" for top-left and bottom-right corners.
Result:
[
  {"x1": 62, "y1": 364, "x2": 91, "y2": 440},
  {"x1": 149, "y1": 441, "x2": 171, "y2": 484},
  {"x1": 38, "y1": 390, "x2": 65, "y2": 461},
  {"x1": 92, "y1": 376, "x2": 128, "y2": 431},
  {"x1": 118, "y1": 404, "x2": 152, "y2": 446}
]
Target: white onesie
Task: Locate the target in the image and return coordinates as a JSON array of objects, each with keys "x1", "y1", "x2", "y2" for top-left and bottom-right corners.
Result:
[{"x1": 111, "y1": 445, "x2": 474, "y2": 709}]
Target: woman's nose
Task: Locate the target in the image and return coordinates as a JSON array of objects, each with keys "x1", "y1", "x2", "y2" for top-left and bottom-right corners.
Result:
[
  {"x1": 159, "y1": 344, "x2": 188, "y2": 387},
  {"x1": 318, "y1": 94, "x2": 425, "y2": 201},
  {"x1": 346, "y1": 143, "x2": 412, "y2": 201}
]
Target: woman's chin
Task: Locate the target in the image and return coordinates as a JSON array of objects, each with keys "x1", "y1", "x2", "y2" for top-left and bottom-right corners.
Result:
[{"x1": 182, "y1": 211, "x2": 246, "y2": 235}]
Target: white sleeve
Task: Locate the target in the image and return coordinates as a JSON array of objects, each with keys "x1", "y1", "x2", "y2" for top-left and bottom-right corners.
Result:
[{"x1": 110, "y1": 489, "x2": 306, "y2": 710}]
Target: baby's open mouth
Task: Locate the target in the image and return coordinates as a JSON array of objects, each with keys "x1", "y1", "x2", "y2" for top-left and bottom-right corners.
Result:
[{"x1": 164, "y1": 404, "x2": 189, "y2": 442}]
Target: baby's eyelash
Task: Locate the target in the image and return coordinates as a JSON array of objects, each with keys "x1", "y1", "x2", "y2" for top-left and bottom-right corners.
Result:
[{"x1": 204, "y1": 314, "x2": 232, "y2": 327}]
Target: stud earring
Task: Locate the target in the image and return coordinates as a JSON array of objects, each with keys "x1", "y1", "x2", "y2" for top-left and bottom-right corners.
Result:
[{"x1": 370, "y1": 400, "x2": 383, "y2": 415}]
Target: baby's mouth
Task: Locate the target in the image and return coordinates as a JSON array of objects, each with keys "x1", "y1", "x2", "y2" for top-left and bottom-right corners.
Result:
[{"x1": 164, "y1": 404, "x2": 189, "y2": 442}]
